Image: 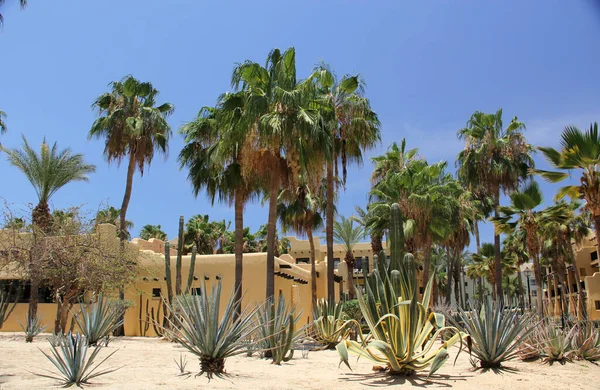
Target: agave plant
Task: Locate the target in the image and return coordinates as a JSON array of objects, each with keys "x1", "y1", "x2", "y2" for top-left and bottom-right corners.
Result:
[
  {"x1": 19, "y1": 313, "x2": 45, "y2": 342},
  {"x1": 37, "y1": 332, "x2": 120, "y2": 387},
  {"x1": 255, "y1": 294, "x2": 302, "y2": 365},
  {"x1": 167, "y1": 281, "x2": 260, "y2": 379},
  {"x1": 75, "y1": 294, "x2": 124, "y2": 346},
  {"x1": 311, "y1": 299, "x2": 352, "y2": 349},
  {"x1": 337, "y1": 257, "x2": 465, "y2": 376},
  {"x1": 455, "y1": 300, "x2": 536, "y2": 368},
  {"x1": 570, "y1": 321, "x2": 600, "y2": 362},
  {"x1": 536, "y1": 321, "x2": 575, "y2": 364}
]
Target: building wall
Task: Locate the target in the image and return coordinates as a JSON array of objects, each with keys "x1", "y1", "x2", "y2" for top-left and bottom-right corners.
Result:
[{"x1": 1, "y1": 226, "x2": 341, "y2": 336}]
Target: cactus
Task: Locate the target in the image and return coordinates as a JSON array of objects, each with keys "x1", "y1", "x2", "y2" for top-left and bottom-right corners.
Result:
[
  {"x1": 150, "y1": 215, "x2": 198, "y2": 337},
  {"x1": 388, "y1": 203, "x2": 404, "y2": 270},
  {"x1": 184, "y1": 244, "x2": 197, "y2": 294},
  {"x1": 175, "y1": 215, "x2": 184, "y2": 295}
]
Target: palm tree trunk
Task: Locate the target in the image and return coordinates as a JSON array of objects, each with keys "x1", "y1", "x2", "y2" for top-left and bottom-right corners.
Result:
[
  {"x1": 326, "y1": 160, "x2": 335, "y2": 303},
  {"x1": 266, "y1": 176, "x2": 280, "y2": 302},
  {"x1": 307, "y1": 227, "x2": 317, "y2": 305},
  {"x1": 346, "y1": 252, "x2": 355, "y2": 300},
  {"x1": 234, "y1": 188, "x2": 244, "y2": 319},
  {"x1": 517, "y1": 268, "x2": 525, "y2": 311},
  {"x1": 533, "y1": 254, "x2": 544, "y2": 317},
  {"x1": 29, "y1": 201, "x2": 51, "y2": 322},
  {"x1": 115, "y1": 152, "x2": 136, "y2": 336},
  {"x1": 422, "y1": 235, "x2": 432, "y2": 296},
  {"x1": 493, "y1": 193, "x2": 503, "y2": 304},
  {"x1": 445, "y1": 250, "x2": 453, "y2": 306},
  {"x1": 120, "y1": 153, "x2": 136, "y2": 242},
  {"x1": 474, "y1": 221, "x2": 481, "y2": 252},
  {"x1": 453, "y1": 252, "x2": 461, "y2": 308},
  {"x1": 567, "y1": 229, "x2": 587, "y2": 318}
]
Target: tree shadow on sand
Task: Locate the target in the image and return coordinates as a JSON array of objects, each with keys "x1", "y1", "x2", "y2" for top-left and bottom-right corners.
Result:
[{"x1": 339, "y1": 371, "x2": 472, "y2": 388}]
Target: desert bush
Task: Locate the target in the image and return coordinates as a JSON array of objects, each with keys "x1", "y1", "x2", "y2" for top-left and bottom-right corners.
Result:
[
  {"x1": 455, "y1": 301, "x2": 536, "y2": 368},
  {"x1": 255, "y1": 295, "x2": 302, "y2": 364},
  {"x1": 75, "y1": 294, "x2": 123, "y2": 346},
  {"x1": 19, "y1": 313, "x2": 45, "y2": 342},
  {"x1": 37, "y1": 332, "x2": 120, "y2": 387},
  {"x1": 167, "y1": 281, "x2": 260, "y2": 379}
]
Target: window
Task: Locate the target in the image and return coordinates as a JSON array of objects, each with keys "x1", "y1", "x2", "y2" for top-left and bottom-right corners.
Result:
[
  {"x1": 296, "y1": 257, "x2": 310, "y2": 264},
  {"x1": 0, "y1": 279, "x2": 53, "y2": 303},
  {"x1": 333, "y1": 258, "x2": 340, "y2": 269},
  {"x1": 531, "y1": 290, "x2": 537, "y2": 297},
  {"x1": 595, "y1": 301, "x2": 600, "y2": 311},
  {"x1": 530, "y1": 279, "x2": 537, "y2": 287},
  {"x1": 591, "y1": 251, "x2": 598, "y2": 261},
  {"x1": 152, "y1": 288, "x2": 161, "y2": 298},
  {"x1": 192, "y1": 287, "x2": 202, "y2": 296}
]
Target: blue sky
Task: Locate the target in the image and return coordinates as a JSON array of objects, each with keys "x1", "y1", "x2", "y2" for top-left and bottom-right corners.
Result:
[{"x1": 1, "y1": 1, "x2": 599, "y2": 251}]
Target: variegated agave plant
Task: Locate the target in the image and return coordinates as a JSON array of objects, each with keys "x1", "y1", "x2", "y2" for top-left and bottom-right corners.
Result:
[
  {"x1": 310, "y1": 299, "x2": 352, "y2": 349},
  {"x1": 336, "y1": 254, "x2": 465, "y2": 376}
]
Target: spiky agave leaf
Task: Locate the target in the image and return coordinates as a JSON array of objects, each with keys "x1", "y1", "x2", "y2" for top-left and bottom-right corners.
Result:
[
  {"x1": 310, "y1": 299, "x2": 352, "y2": 349},
  {"x1": 570, "y1": 321, "x2": 600, "y2": 362},
  {"x1": 37, "y1": 332, "x2": 121, "y2": 387},
  {"x1": 74, "y1": 294, "x2": 123, "y2": 346},
  {"x1": 167, "y1": 280, "x2": 261, "y2": 379},
  {"x1": 337, "y1": 262, "x2": 465, "y2": 376},
  {"x1": 455, "y1": 300, "x2": 536, "y2": 368}
]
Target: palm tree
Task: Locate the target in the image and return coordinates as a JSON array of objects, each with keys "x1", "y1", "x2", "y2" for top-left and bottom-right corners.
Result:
[
  {"x1": 94, "y1": 205, "x2": 134, "y2": 240},
  {"x1": 139, "y1": 224, "x2": 167, "y2": 241},
  {"x1": 277, "y1": 182, "x2": 324, "y2": 303},
  {"x1": 457, "y1": 109, "x2": 534, "y2": 302},
  {"x1": 0, "y1": 0, "x2": 27, "y2": 26},
  {"x1": 309, "y1": 64, "x2": 380, "y2": 303},
  {"x1": 89, "y1": 75, "x2": 174, "y2": 243},
  {"x1": 2, "y1": 136, "x2": 95, "y2": 231},
  {"x1": 232, "y1": 48, "x2": 325, "y2": 301},
  {"x1": 179, "y1": 94, "x2": 254, "y2": 317},
  {"x1": 502, "y1": 231, "x2": 529, "y2": 310},
  {"x1": 182, "y1": 215, "x2": 230, "y2": 255},
  {"x1": 492, "y1": 181, "x2": 546, "y2": 315},
  {"x1": 370, "y1": 153, "x2": 460, "y2": 291},
  {"x1": 333, "y1": 215, "x2": 364, "y2": 300},
  {"x1": 1, "y1": 136, "x2": 95, "y2": 319},
  {"x1": 0, "y1": 110, "x2": 6, "y2": 134},
  {"x1": 535, "y1": 123, "x2": 600, "y2": 249}
]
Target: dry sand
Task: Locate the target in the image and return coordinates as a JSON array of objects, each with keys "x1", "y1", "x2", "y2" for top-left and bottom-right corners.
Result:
[{"x1": 0, "y1": 333, "x2": 597, "y2": 389}]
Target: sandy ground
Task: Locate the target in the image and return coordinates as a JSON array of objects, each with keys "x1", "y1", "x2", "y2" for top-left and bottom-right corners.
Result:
[{"x1": 0, "y1": 333, "x2": 598, "y2": 389}]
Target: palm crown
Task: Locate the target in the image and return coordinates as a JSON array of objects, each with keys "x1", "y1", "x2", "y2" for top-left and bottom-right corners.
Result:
[{"x1": 2, "y1": 136, "x2": 95, "y2": 229}]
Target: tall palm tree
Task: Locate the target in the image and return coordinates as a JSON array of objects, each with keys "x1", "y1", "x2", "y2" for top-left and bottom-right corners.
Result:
[
  {"x1": 182, "y1": 214, "x2": 230, "y2": 255},
  {"x1": 333, "y1": 215, "x2": 364, "y2": 300},
  {"x1": 179, "y1": 95, "x2": 253, "y2": 316},
  {"x1": 277, "y1": 182, "x2": 324, "y2": 303},
  {"x1": 535, "y1": 123, "x2": 600, "y2": 249},
  {"x1": 502, "y1": 231, "x2": 529, "y2": 310},
  {"x1": 139, "y1": 224, "x2": 167, "y2": 241},
  {"x1": 457, "y1": 109, "x2": 534, "y2": 302},
  {"x1": 2, "y1": 136, "x2": 96, "y2": 231},
  {"x1": 0, "y1": 0, "x2": 27, "y2": 26},
  {"x1": 492, "y1": 181, "x2": 546, "y2": 315},
  {"x1": 310, "y1": 64, "x2": 380, "y2": 303},
  {"x1": 1, "y1": 136, "x2": 95, "y2": 319},
  {"x1": 89, "y1": 75, "x2": 174, "y2": 243},
  {"x1": 94, "y1": 205, "x2": 134, "y2": 240},
  {"x1": 232, "y1": 48, "x2": 325, "y2": 301}
]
